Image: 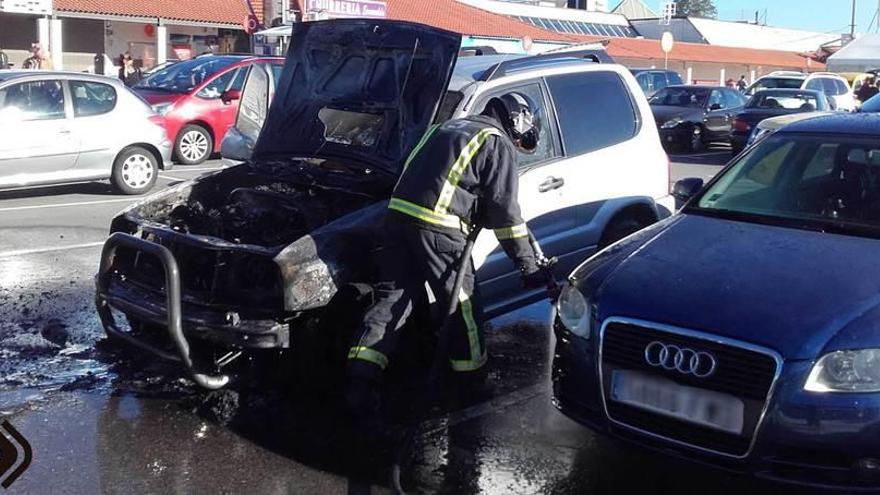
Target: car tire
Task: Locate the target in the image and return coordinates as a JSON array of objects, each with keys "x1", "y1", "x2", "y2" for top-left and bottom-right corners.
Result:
[
  {"x1": 599, "y1": 216, "x2": 646, "y2": 249},
  {"x1": 688, "y1": 125, "x2": 705, "y2": 153},
  {"x1": 111, "y1": 146, "x2": 159, "y2": 195},
  {"x1": 175, "y1": 124, "x2": 213, "y2": 165}
]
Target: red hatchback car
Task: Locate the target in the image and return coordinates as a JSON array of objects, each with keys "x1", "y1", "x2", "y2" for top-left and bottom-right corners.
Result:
[{"x1": 134, "y1": 55, "x2": 284, "y2": 164}]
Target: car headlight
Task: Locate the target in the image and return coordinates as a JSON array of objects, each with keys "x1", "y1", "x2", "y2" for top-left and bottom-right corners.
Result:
[
  {"x1": 556, "y1": 284, "x2": 590, "y2": 338},
  {"x1": 661, "y1": 118, "x2": 683, "y2": 129},
  {"x1": 151, "y1": 102, "x2": 173, "y2": 116},
  {"x1": 805, "y1": 349, "x2": 880, "y2": 392}
]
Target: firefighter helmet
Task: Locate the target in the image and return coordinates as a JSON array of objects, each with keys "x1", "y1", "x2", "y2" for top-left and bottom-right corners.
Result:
[{"x1": 483, "y1": 93, "x2": 539, "y2": 153}]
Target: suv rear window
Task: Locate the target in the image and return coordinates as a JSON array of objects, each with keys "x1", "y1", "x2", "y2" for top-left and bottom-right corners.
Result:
[{"x1": 546, "y1": 71, "x2": 638, "y2": 156}]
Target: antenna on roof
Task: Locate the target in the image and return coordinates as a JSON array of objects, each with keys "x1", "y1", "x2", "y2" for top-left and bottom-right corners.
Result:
[{"x1": 660, "y1": 2, "x2": 676, "y2": 25}]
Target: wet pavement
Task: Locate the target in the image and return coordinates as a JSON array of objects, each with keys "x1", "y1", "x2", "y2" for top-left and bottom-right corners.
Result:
[{"x1": 0, "y1": 157, "x2": 822, "y2": 495}]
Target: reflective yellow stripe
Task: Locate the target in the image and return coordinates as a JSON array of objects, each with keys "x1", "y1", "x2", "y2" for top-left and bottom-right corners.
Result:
[
  {"x1": 434, "y1": 128, "x2": 501, "y2": 215},
  {"x1": 494, "y1": 223, "x2": 529, "y2": 240},
  {"x1": 449, "y1": 290, "x2": 487, "y2": 372},
  {"x1": 348, "y1": 346, "x2": 389, "y2": 369},
  {"x1": 403, "y1": 124, "x2": 440, "y2": 171},
  {"x1": 388, "y1": 197, "x2": 462, "y2": 230}
]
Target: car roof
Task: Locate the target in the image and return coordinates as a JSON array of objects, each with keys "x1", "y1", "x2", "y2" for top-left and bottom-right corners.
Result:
[
  {"x1": 0, "y1": 70, "x2": 123, "y2": 84},
  {"x1": 664, "y1": 85, "x2": 723, "y2": 90},
  {"x1": 778, "y1": 113, "x2": 880, "y2": 135},
  {"x1": 751, "y1": 88, "x2": 822, "y2": 96},
  {"x1": 449, "y1": 50, "x2": 609, "y2": 91}
]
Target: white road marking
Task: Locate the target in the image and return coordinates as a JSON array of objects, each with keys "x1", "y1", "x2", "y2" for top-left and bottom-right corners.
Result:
[
  {"x1": 0, "y1": 241, "x2": 104, "y2": 258},
  {"x1": 0, "y1": 198, "x2": 135, "y2": 213},
  {"x1": 159, "y1": 174, "x2": 190, "y2": 181},
  {"x1": 172, "y1": 165, "x2": 228, "y2": 172}
]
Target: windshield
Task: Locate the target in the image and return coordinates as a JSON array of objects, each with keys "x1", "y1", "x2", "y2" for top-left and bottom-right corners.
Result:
[
  {"x1": 649, "y1": 87, "x2": 709, "y2": 108},
  {"x1": 690, "y1": 133, "x2": 880, "y2": 236},
  {"x1": 747, "y1": 77, "x2": 804, "y2": 95},
  {"x1": 134, "y1": 57, "x2": 240, "y2": 94},
  {"x1": 747, "y1": 92, "x2": 821, "y2": 111}
]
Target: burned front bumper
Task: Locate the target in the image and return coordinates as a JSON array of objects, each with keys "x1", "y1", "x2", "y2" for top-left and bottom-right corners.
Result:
[{"x1": 95, "y1": 233, "x2": 290, "y2": 389}]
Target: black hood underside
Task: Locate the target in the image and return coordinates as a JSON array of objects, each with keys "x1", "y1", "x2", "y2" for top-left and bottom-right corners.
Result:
[{"x1": 254, "y1": 19, "x2": 461, "y2": 174}]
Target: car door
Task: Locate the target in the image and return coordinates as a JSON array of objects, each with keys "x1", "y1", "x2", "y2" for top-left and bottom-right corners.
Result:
[
  {"x1": 193, "y1": 66, "x2": 247, "y2": 144},
  {"x1": 67, "y1": 79, "x2": 121, "y2": 174},
  {"x1": 0, "y1": 79, "x2": 78, "y2": 179},
  {"x1": 471, "y1": 70, "x2": 646, "y2": 316},
  {"x1": 467, "y1": 80, "x2": 565, "y2": 312},
  {"x1": 220, "y1": 63, "x2": 270, "y2": 161},
  {"x1": 703, "y1": 89, "x2": 730, "y2": 139}
]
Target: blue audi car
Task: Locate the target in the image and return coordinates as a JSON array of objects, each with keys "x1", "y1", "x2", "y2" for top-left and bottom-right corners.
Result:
[{"x1": 552, "y1": 114, "x2": 880, "y2": 491}]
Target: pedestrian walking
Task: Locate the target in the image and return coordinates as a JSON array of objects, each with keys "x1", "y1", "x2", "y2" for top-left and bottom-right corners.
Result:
[
  {"x1": 737, "y1": 75, "x2": 748, "y2": 92},
  {"x1": 21, "y1": 43, "x2": 44, "y2": 69},
  {"x1": 857, "y1": 76, "x2": 879, "y2": 102},
  {"x1": 118, "y1": 52, "x2": 142, "y2": 87}
]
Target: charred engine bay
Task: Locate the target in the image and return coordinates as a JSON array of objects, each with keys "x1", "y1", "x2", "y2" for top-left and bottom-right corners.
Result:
[{"x1": 132, "y1": 160, "x2": 390, "y2": 248}]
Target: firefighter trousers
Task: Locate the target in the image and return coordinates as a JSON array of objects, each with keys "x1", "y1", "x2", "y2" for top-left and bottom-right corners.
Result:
[{"x1": 348, "y1": 219, "x2": 487, "y2": 381}]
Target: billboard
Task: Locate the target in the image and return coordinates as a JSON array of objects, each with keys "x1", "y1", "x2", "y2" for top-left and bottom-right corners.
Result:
[
  {"x1": 0, "y1": 0, "x2": 51, "y2": 14},
  {"x1": 307, "y1": 0, "x2": 387, "y2": 19}
]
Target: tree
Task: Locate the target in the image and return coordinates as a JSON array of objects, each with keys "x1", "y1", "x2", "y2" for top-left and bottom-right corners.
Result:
[{"x1": 674, "y1": 0, "x2": 718, "y2": 18}]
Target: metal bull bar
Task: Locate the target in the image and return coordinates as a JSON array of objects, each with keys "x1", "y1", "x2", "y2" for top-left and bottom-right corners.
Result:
[{"x1": 95, "y1": 232, "x2": 231, "y2": 390}]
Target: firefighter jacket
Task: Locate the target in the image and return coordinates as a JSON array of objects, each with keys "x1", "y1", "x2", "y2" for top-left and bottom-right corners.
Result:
[{"x1": 388, "y1": 115, "x2": 536, "y2": 270}]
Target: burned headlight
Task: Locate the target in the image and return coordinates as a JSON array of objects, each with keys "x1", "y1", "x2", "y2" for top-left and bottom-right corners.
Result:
[{"x1": 805, "y1": 349, "x2": 880, "y2": 392}]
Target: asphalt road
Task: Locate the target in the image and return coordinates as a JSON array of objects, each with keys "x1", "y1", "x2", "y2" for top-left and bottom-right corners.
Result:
[{"x1": 1, "y1": 153, "x2": 814, "y2": 495}]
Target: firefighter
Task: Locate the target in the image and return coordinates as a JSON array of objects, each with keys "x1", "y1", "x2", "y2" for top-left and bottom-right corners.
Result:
[{"x1": 346, "y1": 93, "x2": 546, "y2": 413}]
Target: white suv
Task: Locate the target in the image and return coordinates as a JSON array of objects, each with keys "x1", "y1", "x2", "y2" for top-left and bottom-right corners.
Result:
[
  {"x1": 97, "y1": 21, "x2": 673, "y2": 387},
  {"x1": 443, "y1": 51, "x2": 673, "y2": 314},
  {"x1": 747, "y1": 71, "x2": 856, "y2": 112}
]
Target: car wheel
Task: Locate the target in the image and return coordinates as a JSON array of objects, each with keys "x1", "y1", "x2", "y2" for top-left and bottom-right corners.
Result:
[
  {"x1": 175, "y1": 124, "x2": 213, "y2": 165},
  {"x1": 688, "y1": 125, "x2": 705, "y2": 153},
  {"x1": 111, "y1": 146, "x2": 158, "y2": 195},
  {"x1": 599, "y1": 216, "x2": 646, "y2": 249}
]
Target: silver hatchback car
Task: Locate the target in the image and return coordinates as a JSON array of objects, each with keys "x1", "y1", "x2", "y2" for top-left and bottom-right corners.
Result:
[{"x1": 0, "y1": 71, "x2": 172, "y2": 194}]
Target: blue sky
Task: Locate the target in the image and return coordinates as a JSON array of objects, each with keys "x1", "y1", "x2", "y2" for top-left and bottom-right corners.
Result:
[{"x1": 646, "y1": 1, "x2": 879, "y2": 33}]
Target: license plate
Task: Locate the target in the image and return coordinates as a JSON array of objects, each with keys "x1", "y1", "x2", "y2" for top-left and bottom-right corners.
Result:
[{"x1": 611, "y1": 370, "x2": 745, "y2": 435}]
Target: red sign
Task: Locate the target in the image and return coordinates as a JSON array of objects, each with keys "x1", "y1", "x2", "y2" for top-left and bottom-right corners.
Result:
[
  {"x1": 144, "y1": 24, "x2": 156, "y2": 38},
  {"x1": 243, "y1": 14, "x2": 260, "y2": 34}
]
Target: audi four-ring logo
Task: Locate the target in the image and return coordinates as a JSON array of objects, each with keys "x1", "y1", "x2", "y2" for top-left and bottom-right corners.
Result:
[{"x1": 644, "y1": 341, "x2": 717, "y2": 378}]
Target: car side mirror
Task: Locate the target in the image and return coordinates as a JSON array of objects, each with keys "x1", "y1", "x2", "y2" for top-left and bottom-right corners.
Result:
[
  {"x1": 672, "y1": 178, "x2": 705, "y2": 202},
  {"x1": 709, "y1": 103, "x2": 722, "y2": 111},
  {"x1": 221, "y1": 89, "x2": 242, "y2": 104}
]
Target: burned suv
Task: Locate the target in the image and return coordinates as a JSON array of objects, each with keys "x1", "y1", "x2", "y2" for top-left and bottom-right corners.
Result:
[{"x1": 96, "y1": 20, "x2": 673, "y2": 389}]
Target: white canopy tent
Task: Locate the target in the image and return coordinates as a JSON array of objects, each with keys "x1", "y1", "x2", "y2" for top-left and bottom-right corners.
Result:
[{"x1": 827, "y1": 34, "x2": 880, "y2": 72}]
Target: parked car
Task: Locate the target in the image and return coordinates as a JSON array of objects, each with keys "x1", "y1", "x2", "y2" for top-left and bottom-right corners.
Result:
[
  {"x1": 94, "y1": 19, "x2": 673, "y2": 389},
  {"x1": 0, "y1": 71, "x2": 171, "y2": 194},
  {"x1": 747, "y1": 71, "x2": 856, "y2": 112},
  {"x1": 729, "y1": 88, "x2": 831, "y2": 153},
  {"x1": 629, "y1": 69, "x2": 683, "y2": 97},
  {"x1": 553, "y1": 113, "x2": 880, "y2": 491},
  {"x1": 650, "y1": 85, "x2": 747, "y2": 153},
  {"x1": 744, "y1": 110, "x2": 830, "y2": 148},
  {"x1": 133, "y1": 55, "x2": 284, "y2": 165}
]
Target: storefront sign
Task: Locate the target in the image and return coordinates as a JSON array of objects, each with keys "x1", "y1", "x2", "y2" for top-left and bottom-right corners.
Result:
[
  {"x1": 0, "y1": 0, "x2": 51, "y2": 14},
  {"x1": 307, "y1": 0, "x2": 386, "y2": 19}
]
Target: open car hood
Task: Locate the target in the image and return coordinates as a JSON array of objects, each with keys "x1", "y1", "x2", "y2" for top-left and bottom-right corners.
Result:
[{"x1": 252, "y1": 20, "x2": 461, "y2": 174}]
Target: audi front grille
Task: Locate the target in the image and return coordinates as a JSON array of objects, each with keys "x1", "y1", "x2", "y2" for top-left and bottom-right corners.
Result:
[{"x1": 598, "y1": 318, "x2": 782, "y2": 458}]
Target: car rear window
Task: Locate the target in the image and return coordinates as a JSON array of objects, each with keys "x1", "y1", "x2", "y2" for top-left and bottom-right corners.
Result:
[{"x1": 546, "y1": 71, "x2": 638, "y2": 156}]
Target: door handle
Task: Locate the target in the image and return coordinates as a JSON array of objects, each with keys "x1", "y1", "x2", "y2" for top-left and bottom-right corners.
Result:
[
  {"x1": 58, "y1": 129, "x2": 71, "y2": 135},
  {"x1": 539, "y1": 176, "x2": 565, "y2": 193}
]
